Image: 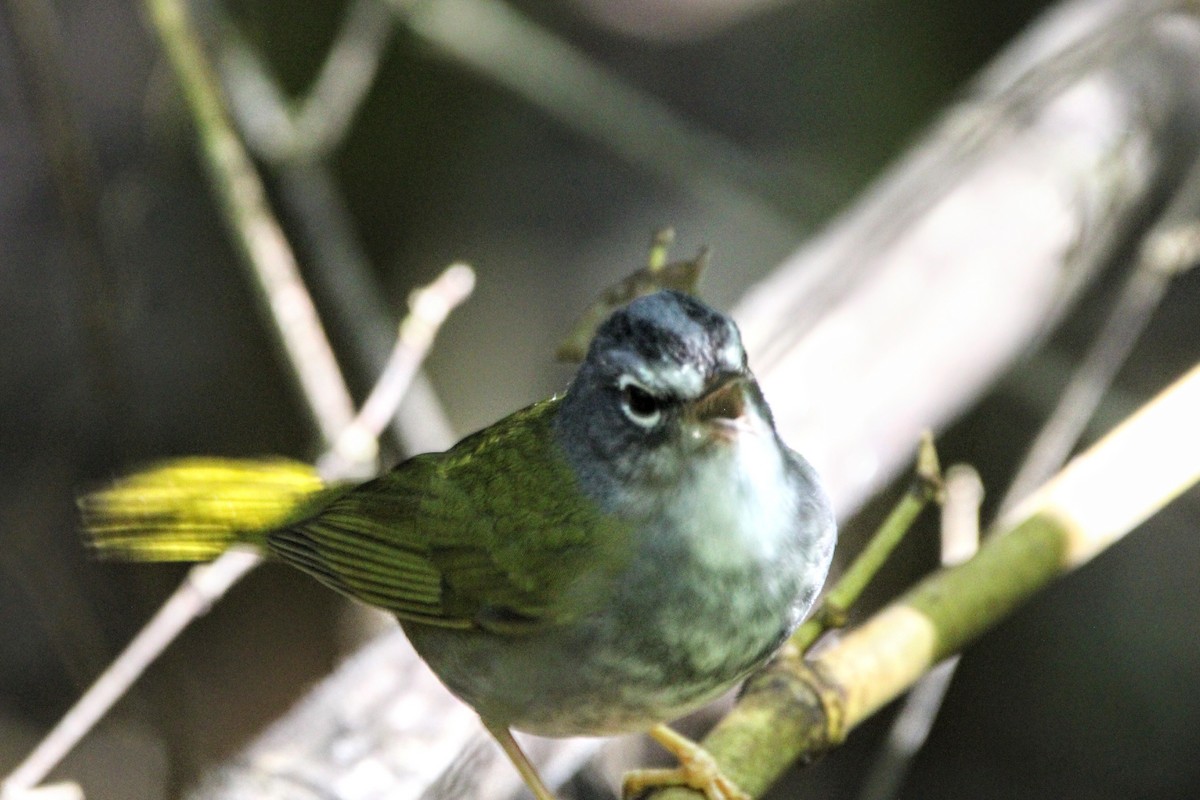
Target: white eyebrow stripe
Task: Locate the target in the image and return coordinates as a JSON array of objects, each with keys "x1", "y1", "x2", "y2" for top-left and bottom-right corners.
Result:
[
  {"x1": 627, "y1": 360, "x2": 704, "y2": 399},
  {"x1": 719, "y1": 333, "x2": 743, "y2": 370}
]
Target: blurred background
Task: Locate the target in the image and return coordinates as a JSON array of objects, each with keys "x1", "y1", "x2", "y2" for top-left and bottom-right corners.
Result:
[{"x1": 2, "y1": 0, "x2": 1199, "y2": 798}]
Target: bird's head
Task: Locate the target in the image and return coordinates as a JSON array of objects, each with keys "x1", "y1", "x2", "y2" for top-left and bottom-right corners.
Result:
[{"x1": 556, "y1": 290, "x2": 779, "y2": 501}]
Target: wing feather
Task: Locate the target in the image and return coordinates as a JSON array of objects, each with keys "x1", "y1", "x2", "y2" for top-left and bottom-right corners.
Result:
[{"x1": 263, "y1": 399, "x2": 624, "y2": 632}]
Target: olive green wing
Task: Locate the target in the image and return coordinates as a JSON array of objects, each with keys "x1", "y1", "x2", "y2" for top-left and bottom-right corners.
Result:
[
  {"x1": 266, "y1": 458, "x2": 468, "y2": 627},
  {"x1": 267, "y1": 400, "x2": 628, "y2": 632}
]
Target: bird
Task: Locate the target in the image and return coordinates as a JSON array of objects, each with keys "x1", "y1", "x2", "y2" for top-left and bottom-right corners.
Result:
[{"x1": 81, "y1": 289, "x2": 837, "y2": 800}]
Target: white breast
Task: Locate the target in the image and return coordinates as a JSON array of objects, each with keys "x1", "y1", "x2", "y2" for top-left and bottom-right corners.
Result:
[{"x1": 673, "y1": 418, "x2": 797, "y2": 569}]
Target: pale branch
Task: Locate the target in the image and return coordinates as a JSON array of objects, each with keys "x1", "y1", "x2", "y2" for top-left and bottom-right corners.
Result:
[
  {"x1": 209, "y1": 6, "x2": 456, "y2": 457},
  {"x1": 317, "y1": 263, "x2": 477, "y2": 479},
  {"x1": 340, "y1": 264, "x2": 474, "y2": 448},
  {"x1": 271, "y1": 164, "x2": 460, "y2": 458},
  {"x1": 937, "y1": 465, "x2": 985, "y2": 567},
  {"x1": 997, "y1": 148, "x2": 1200, "y2": 514},
  {"x1": 736, "y1": 0, "x2": 1200, "y2": 516},
  {"x1": 145, "y1": 0, "x2": 356, "y2": 449},
  {"x1": 0, "y1": 551, "x2": 259, "y2": 800},
  {"x1": 207, "y1": 0, "x2": 394, "y2": 163}
]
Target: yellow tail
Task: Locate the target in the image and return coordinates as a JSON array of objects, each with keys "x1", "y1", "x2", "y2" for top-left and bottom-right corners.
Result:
[{"x1": 81, "y1": 458, "x2": 328, "y2": 561}]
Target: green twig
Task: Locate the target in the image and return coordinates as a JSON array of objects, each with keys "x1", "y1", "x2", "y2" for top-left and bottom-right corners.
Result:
[{"x1": 792, "y1": 432, "x2": 943, "y2": 653}]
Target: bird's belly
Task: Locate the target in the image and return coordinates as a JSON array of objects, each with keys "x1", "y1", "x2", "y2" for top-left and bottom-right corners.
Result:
[{"x1": 402, "y1": 558, "x2": 804, "y2": 737}]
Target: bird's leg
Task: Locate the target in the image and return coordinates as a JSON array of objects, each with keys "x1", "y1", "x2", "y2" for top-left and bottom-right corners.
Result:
[
  {"x1": 483, "y1": 721, "x2": 559, "y2": 800},
  {"x1": 622, "y1": 724, "x2": 749, "y2": 800}
]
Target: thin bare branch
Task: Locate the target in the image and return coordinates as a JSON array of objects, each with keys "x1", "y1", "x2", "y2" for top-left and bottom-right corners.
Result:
[
  {"x1": 209, "y1": 5, "x2": 456, "y2": 456},
  {"x1": 319, "y1": 263, "x2": 476, "y2": 476},
  {"x1": 998, "y1": 150, "x2": 1200, "y2": 513},
  {"x1": 146, "y1": 0, "x2": 357, "y2": 448},
  {"x1": 210, "y1": 0, "x2": 394, "y2": 162},
  {"x1": 0, "y1": 549, "x2": 261, "y2": 798}
]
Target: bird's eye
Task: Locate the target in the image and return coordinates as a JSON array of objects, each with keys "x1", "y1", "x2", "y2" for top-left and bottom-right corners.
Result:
[{"x1": 618, "y1": 378, "x2": 663, "y2": 428}]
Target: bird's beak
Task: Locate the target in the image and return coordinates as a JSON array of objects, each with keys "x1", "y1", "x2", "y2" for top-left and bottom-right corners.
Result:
[{"x1": 688, "y1": 374, "x2": 750, "y2": 440}]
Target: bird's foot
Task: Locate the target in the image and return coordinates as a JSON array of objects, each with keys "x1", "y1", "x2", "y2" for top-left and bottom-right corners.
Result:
[{"x1": 621, "y1": 724, "x2": 749, "y2": 800}]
